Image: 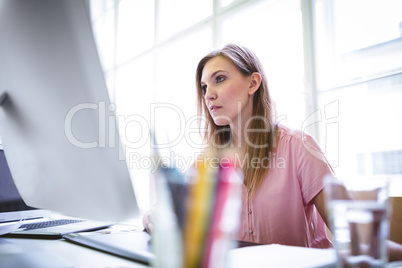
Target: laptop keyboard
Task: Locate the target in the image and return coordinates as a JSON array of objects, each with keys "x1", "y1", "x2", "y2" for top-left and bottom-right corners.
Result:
[{"x1": 20, "y1": 219, "x2": 85, "y2": 230}]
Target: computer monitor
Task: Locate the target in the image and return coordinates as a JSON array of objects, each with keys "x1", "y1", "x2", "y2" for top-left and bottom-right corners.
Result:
[{"x1": 0, "y1": 0, "x2": 139, "y2": 221}]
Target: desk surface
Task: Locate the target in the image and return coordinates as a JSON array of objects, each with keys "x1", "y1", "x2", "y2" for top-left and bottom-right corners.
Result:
[
  {"x1": 0, "y1": 237, "x2": 338, "y2": 268},
  {"x1": 0, "y1": 218, "x2": 341, "y2": 268},
  {"x1": 0, "y1": 236, "x2": 148, "y2": 268},
  {"x1": 0, "y1": 220, "x2": 148, "y2": 268},
  {"x1": 0, "y1": 236, "x2": 337, "y2": 268},
  {"x1": 0, "y1": 233, "x2": 337, "y2": 268},
  {"x1": 2, "y1": 215, "x2": 401, "y2": 268}
]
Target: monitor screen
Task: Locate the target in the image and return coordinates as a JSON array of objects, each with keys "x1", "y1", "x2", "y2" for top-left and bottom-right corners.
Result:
[
  {"x1": 0, "y1": 0, "x2": 139, "y2": 221},
  {"x1": 0, "y1": 148, "x2": 35, "y2": 213}
]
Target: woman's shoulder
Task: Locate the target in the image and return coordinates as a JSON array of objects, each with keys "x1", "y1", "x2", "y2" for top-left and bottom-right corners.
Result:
[
  {"x1": 277, "y1": 124, "x2": 312, "y2": 142},
  {"x1": 276, "y1": 124, "x2": 321, "y2": 151},
  {"x1": 276, "y1": 124, "x2": 326, "y2": 162}
]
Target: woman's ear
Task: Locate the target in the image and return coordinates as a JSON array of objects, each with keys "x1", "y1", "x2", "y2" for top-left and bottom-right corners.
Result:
[{"x1": 248, "y1": 72, "x2": 262, "y2": 95}]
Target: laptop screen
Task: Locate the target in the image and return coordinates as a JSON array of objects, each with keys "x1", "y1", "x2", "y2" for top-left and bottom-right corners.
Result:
[{"x1": 0, "y1": 148, "x2": 35, "y2": 213}]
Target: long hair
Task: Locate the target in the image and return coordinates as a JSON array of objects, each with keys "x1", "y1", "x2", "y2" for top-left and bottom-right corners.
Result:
[{"x1": 195, "y1": 44, "x2": 277, "y2": 197}]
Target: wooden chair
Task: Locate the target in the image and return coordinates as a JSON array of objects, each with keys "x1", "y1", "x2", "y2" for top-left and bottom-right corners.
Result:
[{"x1": 390, "y1": 197, "x2": 402, "y2": 244}]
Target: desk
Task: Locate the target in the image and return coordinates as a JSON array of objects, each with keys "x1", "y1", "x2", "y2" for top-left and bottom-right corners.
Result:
[
  {"x1": 0, "y1": 236, "x2": 148, "y2": 268},
  {"x1": 0, "y1": 220, "x2": 149, "y2": 268},
  {"x1": 0, "y1": 236, "x2": 338, "y2": 268}
]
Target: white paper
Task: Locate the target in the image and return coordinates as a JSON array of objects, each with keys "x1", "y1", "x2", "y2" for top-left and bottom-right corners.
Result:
[{"x1": 227, "y1": 244, "x2": 336, "y2": 268}]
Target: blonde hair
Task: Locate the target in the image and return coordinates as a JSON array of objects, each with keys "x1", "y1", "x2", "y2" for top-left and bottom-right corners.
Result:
[{"x1": 195, "y1": 44, "x2": 277, "y2": 197}]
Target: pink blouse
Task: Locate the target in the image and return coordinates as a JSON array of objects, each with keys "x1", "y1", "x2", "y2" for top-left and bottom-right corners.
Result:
[{"x1": 237, "y1": 125, "x2": 334, "y2": 248}]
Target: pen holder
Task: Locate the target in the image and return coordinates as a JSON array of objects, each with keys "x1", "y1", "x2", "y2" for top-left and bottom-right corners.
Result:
[
  {"x1": 183, "y1": 158, "x2": 242, "y2": 268},
  {"x1": 151, "y1": 155, "x2": 242, "y2": 268},
  {"x1": 151, "y1": 166, "x2": 183, "y2": 268}
]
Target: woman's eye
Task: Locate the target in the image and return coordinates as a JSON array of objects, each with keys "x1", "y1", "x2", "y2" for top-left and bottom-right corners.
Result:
[
  {"x1": 201, "y1": 85, "x2": 207, "y2": 94},
  {"x1": 216, "y1": 76, "x2": 225, "y2": 83}
]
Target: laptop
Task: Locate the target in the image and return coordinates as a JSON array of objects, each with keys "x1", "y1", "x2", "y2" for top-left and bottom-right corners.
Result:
[{"x1": 0, "y1": 147, "x2": 113, "y2": 239}]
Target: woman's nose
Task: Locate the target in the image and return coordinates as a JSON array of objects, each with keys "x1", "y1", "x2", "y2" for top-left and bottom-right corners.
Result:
[{"x1": 204, "y1": 86, "x2": 216, "y2": 100}]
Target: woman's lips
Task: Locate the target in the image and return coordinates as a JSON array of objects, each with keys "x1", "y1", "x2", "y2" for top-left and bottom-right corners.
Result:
[{"x1": 210, "y1": 105, "x2": 222, "y2": 112}]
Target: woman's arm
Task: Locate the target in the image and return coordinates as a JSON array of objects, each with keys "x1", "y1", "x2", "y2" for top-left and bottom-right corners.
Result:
[
  {"x1": 312, "y1": 189, "x2": 330, "y2": 228},
  {"x1": 387, "y1": 240, "x2": 402, "y2": 261}
]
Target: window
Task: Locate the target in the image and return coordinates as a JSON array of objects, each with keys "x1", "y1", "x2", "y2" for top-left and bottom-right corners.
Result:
[
  {"x1": 314, "y1": 0, "x2": 402, "y2": 89},
  {"x1": 313, "y1": 0, "x2": 402, "y2": 180},
  {"x1": 89, "y1": 0, "x2": 402, "y2": 209},
  {"x1": 220, "y1": 0, "x2": 306, "y2": 127}
]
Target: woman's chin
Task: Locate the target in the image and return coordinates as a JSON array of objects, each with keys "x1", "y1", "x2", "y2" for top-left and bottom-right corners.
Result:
[{"x1": 213, "y1": 120, "x2": 230, "y2": 126}]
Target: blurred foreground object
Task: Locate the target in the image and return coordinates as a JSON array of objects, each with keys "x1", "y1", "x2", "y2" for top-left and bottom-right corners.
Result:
[{"x1": 325, "y1": 176, "x2": 390, "y2": 268}]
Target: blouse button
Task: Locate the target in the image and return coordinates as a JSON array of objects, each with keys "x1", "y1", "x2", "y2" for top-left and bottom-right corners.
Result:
[
  {"x1": 249, "y1": 229, "x2": 253, "y2": 234},
  {"x1": 248, "y1": 210, "x2": 252, "y2": 215}
]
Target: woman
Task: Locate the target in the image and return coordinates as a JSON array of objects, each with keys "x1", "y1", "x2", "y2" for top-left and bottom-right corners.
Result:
[
  {"x1": 195, "y1": 43, "x2": 331, "y2": 248},
  {"x1": 144, "y1": 44, "x2": 402, "y2": 260}
]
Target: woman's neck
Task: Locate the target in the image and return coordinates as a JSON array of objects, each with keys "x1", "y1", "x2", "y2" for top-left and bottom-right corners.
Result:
[
  {"x1": 230, "y1": 99, "x2": 254, "y2": 151},
  {"x1": 230, "y1": 126, "x2": 247, "y2": 156}
]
